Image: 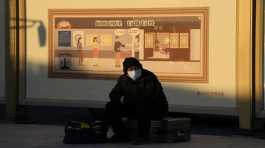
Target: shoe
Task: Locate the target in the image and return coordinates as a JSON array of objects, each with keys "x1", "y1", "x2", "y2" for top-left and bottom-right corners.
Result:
[{"x1": 108, "y1": 134, "x2": 130, "y2": 143}]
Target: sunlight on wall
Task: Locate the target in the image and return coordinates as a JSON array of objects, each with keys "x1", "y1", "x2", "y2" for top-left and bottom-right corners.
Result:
[{"x1": 26, "y1": 0, "x2": 237, "y2": 109}]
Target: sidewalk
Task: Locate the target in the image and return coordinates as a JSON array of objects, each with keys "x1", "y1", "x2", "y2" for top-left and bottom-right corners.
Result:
[{"x1": 0, "y1": 123, "x2": 265, "y2": 148}]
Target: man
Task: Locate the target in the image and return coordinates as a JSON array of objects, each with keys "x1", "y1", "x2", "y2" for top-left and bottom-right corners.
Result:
[
  {"x1": 105, "y1": 57, "x2": 168, "y2": 144},
  {"x1": 113, "y1": 36, "x2": 125, "y2": 67},
  {"x1": 91, "y1": 36, "x2": 101, "y2": 66},
  {"x1": 75, "y1": 34, "x2": 83, "y2": 65},
  {"x1": 133, "y1": 35, "x2": 140, "y2": 59}
]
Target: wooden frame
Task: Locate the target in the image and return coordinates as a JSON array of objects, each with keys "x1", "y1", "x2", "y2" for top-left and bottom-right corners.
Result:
[
  {"x1": 18, "y1": 0, "x2": 27, "y2": 104},
  {"x1": 6, "y1": 0, "x2": 19, "y2": 120},
  {"x1": 236, "y1": 0, "x2": 253, "y2": 130},
  {"x1": 235, "y1": 0, "x2": 264, "y2": 130},
  {"x1": 48, "y1": 8, "x2": 209, "y2": 82},
  {"x1": 255, "y1": 0, "x2": 264, "y2": 118}
]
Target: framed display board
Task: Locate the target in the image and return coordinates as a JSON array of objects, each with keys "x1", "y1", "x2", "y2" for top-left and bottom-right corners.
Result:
[{"x1": 48, "y1": 8, "x2": 208, "y2": 82}]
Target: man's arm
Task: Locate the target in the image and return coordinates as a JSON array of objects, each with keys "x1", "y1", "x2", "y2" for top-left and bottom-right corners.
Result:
[
  {"x1": 109, "y1": 77, "x2": 123, "y2": 103},
  {"x1": 121, "y1": 42, "x2": 125, "y2": 48},
  {"x1": 151, "y1": 75, "x2": 168, "y2": 110},
  {"x1": 118, "y1": 41, "x2": 125, "y2": 48}
]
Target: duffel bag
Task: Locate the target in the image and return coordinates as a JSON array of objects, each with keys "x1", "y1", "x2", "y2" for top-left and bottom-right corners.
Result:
[{"x1": 63, "y1": 120, "x2": 107, "y2": 144}]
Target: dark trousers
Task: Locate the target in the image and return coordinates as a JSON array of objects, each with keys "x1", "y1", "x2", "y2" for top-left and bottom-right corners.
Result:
[{"x1": 104, "y1": 101, "x2": 165, "y2": 138}]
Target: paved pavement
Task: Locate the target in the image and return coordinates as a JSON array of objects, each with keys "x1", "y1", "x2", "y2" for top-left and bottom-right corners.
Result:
[{"x1": 1, "y1": 123, "x2": 265, "y2": 148}]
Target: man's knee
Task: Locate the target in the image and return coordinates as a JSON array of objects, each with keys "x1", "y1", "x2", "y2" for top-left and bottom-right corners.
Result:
[{"x1": 105, "y1": 101, "x2": 123, "y2": 116}]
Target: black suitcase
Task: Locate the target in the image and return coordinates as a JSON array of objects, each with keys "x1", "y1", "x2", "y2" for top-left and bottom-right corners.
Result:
[
  {"x1": 150, "y1": 117, "x2": 191, "y2": 143},
  {"x1": 63, "y1": 120, "x2": 107, "y2": 144}
]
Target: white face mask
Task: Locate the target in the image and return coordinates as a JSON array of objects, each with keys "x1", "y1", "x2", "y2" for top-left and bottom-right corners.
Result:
[{"x1": 127, "y1": 69, "x2": 142, "y2": 80}]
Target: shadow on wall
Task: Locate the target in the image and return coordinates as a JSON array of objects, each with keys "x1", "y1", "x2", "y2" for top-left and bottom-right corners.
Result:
[
  {"x1": 10, "y1": 18, "x2": 46, "y2": 47},
  {"x1": 26, "y1": 55, "x2": 236, "y2": 114}
]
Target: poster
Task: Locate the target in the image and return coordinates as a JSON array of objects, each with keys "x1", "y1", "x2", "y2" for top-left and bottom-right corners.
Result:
[{"x1": 48, "y1": 8, "x2": 208, "y2": 82}]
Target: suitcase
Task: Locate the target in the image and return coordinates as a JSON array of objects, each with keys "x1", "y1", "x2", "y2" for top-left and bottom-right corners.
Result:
[
  {"x1": 124, "y1": 117, "x2": 191, "y2": 143},
  {"x1": 150, "y1": 117, "x2": 191, "y2": 143}
]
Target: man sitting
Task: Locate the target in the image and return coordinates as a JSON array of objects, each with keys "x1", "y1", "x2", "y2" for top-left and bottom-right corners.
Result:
[{"x1": 105, "y1": 57, "x2": 168, "y2": 144}]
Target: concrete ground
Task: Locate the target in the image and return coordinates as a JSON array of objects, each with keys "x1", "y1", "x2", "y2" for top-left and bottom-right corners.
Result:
[{"x1": 1, "y1": 123, "x2": 265, "y2": 148}]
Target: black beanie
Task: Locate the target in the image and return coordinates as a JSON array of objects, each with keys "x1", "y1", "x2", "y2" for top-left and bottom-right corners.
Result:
[{"x1": 122, "y1": 57, "x2": 142, "y2": 74}]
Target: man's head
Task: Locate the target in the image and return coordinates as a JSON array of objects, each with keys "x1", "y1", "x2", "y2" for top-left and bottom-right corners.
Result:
[
  {"x1": 123, "y1": 57, "x2": 143, "y2": 80},
  {"x1": 115, "y1": 36, "x2": 120, "y2": 40},
  {"x1": 135, "y1": 35, "x2": 140, "y2": 42},
  {"x1": 93, "y1": 36, "x2": 98, "y2": 42},
  {"x1": 123, "y1": 57, "x2": 142, "y2": 73}
]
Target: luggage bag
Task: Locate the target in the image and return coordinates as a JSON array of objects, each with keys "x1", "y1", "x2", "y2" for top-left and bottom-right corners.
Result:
[
  {"x1": 63, "y1": 120, "x2": 107, "y2": 144},
  {"x1": 150, "y1": 117, "x2": 191, "y2": 143}
]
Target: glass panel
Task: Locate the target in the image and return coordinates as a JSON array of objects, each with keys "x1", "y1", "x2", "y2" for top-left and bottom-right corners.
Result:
[
  {"x1": 156, "y1": 32, "x2": 169, "y2": 51},
  {"x1": 180, "y1": 33, "x2": 189, "y2": 48},
  {"x1": 170, "y1": 33, "x2": 179, "y2": 48},
  {"x1": 144, "y1": 32, "x2": 154, "y2": 48}
]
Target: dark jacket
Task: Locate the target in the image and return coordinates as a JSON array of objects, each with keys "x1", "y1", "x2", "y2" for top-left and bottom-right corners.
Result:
[{"x1": 109, "y1": 69, "x2": 168, "y2": 115}]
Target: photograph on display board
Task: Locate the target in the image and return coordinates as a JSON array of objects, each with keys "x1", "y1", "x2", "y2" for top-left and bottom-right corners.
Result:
[{"x1": 48, "y1": 8, "x2": 208, "y2": 82}]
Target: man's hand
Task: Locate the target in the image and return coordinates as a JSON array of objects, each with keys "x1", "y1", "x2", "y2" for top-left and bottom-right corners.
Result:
[{"x1": 120, "y1": 96, "x2": 125, "y2": 104}]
